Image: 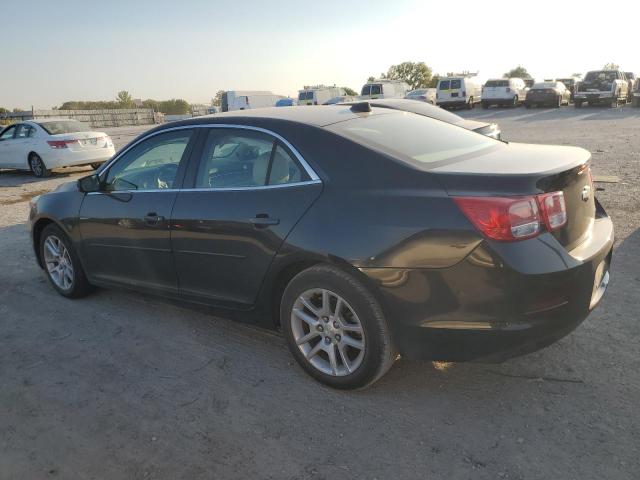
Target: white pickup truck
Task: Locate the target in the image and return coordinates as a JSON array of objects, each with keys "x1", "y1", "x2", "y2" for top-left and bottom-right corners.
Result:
[{"x1": 574, "y1": 70, "x2": 629, "y2": 107}]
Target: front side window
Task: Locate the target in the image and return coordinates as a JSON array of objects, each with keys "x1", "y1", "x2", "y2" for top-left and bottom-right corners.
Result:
[
  {"x1": 104, "y1": 129, "x2": 192, "y2": 191},
  {"x1": 0, "y1": 125, "x2": 17, "y2": 140},
  {"x1": 194, "y1": 129, "x2": 307, "y2": 189},
  {"x1": 328, "y1": 112, "x2": 498, "y2": 167}
]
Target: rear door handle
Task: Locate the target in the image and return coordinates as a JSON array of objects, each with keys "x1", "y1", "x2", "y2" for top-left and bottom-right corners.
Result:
[
  {"x1": 250, "y1": 214, "x2": 279, "y2": 228},
  {"x1": 144, "y1": 212, "x2": 165, "y2": 226}
]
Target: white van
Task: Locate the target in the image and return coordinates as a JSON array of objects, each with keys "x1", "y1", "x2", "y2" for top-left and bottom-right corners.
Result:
[
  {"x1": 435, "y1": 76, "x2": 482, "y2": 109},
  {"x1": 298, "y1": 86, "x2": 345, "y2": 106},
  {"x1": 481, "y1": 78, "x2": 527, "y2": 108},
  {"x1": 359, "y1": 80, "x2": 410, "y2": 100},
  {"x1": 221, "y1": 91, "x2": 285, "y2": 112}
]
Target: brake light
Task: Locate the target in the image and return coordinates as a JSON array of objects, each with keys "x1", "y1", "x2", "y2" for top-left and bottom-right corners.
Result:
[
  {"x1": 537, "y1": 192, "x2": 567, "y2": 230},
  {"x1": 47, "y1": 139, "x2": 77, "y2": 149},
  {"x1": 454, "y1": 192, "x2": 567, "y2": 241}
]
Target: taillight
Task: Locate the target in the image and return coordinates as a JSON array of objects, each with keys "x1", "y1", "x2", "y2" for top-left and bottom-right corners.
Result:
[
  {"x1": 462, "y1": 90, "x2": 466, "y2": 97},
  {"x1": 506, "y1": 87, "x2": 511, "y2": 93},
  {"x1": 454, "y1": 192, "x2": 567, "y2": 242},
  {"x1": 47, "y1": 139, "x2": 77, "y2": 149},
  {"x1": 537, "y1": 192, "x2": 567, "y2": 230}
]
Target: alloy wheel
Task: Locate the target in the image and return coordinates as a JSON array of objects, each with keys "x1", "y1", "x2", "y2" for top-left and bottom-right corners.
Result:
[
  {"x1": 290, "y1": 288, "x2": 365, "y2": 376},
  {"x1": 30, "y1": 156, "x2": 43, "y2": 176},
  {"x1": 43, "y1": 235, "x2": 74, "y2": 290}
]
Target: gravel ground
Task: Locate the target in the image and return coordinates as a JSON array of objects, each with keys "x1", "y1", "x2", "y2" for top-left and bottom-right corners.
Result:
[{"x1": 1, "y1": 111, "x2": 639, "y2": 480}]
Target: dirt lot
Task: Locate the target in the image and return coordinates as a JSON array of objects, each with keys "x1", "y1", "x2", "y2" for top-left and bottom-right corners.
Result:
[{"x1": 1, "y1": 111, "x2": 639, "y2": 480}]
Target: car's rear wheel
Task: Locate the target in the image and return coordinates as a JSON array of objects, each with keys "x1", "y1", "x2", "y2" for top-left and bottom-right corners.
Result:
[
  {"x1": 281, "y1": 264, "x2": 396, "y2": 389},
  {"x1": 40, "y1": 224, "x2": 92, "y2": 298},
  {"x1": 29, "y1": 153, "x2": 51, "y2": 178}
]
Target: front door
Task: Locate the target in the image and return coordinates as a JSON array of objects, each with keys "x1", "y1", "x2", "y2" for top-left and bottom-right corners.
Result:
[
  {"x1": 170, "y1": 127, "x2": 322, "y2": 307},
  {"x1": 0, "y1": 125, "x2": 20, "y2": 168},
  {"x1": 78, "y1": 128, "x2": 196, "y2": 293}
]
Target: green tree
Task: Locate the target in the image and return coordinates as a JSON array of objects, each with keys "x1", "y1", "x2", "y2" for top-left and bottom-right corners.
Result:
[
  {"x1": 384, "y1": 61, "x2": 433, "y2": 90},
  {"x1": 367, "y1": 76, "x2": 375, "y2": 82},
  {"x1": 503, "y1": 65, "x2": 532, "y2": 79},
  {"x1": 0, "y1": 107, "x2": 8, "y2": 114},
  {"x1": 603, "y1": 62, "x2": 619, "y2": 70},
  {"x1": 429, "y1": 74, "x2": 440, "y2": 88},
  {"x1": 342, "y1": 87, "x2": 357, "y2": 96},
  {"x1": 116, "y1": 90, "x2": 134, "y2": 107},
  {"x1": 211, "y1": 90, "x2": 225, "y2": 107}
]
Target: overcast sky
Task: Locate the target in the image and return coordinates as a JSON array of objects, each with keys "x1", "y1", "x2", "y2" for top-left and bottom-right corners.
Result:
[{"x1": 2, "y1": 0, "x2": 639, "y2": 109}]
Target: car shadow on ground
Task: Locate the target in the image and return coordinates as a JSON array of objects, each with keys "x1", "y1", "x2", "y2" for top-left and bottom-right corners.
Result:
[
  {"x1": 0, "y1": 166, "x2": 92, "y2": 188},
  {"x1": 458, "y1": 104, "x2": 640, "y2": 123}
]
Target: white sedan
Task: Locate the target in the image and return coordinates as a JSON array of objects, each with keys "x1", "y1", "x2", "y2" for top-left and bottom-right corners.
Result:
[{"x1": 0, "y1": 119, "x2": 115, "y2": 177}]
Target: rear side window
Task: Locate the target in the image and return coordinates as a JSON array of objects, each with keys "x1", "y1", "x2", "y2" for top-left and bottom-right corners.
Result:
[
  {"x1": 194, "y1": 129, "x2": 307, "y2": 189},
  {"x1": 328, "y1": 112, "x2": 497, "y2": 167},
  {"x1": 450, "y1": 79, "x2": 462, "y2": 89},
  {"x1": 438, "y1": 80, "x2": 451, "y2": 90}
]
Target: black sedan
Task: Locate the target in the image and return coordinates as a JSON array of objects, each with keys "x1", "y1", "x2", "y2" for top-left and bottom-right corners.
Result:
[
  {"x1": 29, "y1": 104, "x2": 613, "y2": 389},
  {"x1": 341, "y1": 98, "x2": 502, "y2": 139}
]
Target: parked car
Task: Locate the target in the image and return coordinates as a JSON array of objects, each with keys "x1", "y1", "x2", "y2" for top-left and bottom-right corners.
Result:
[
  {"x1": 435, "y1": 76, "x2": 482, "y2": 109},
  {"x1": 405, "y1": 88, "x2": 437, "y2": 105},
  {"x1": 358, "y1": 80, "x2": 410, "y2": 100},
  {"x1": 276, "y1": 98, "x2": 296, "y2": 107},
  {"x1": 0, "y1": 119, "x2": 115, "y2": 177},
  {"x1": 574, "y1": 70, "x2": 629, "y2": 107},
  {"x1": 298, "y1": 86, "x2": 344, "y2": 106},
  {"x1": 481, "y1": 78, "x2": 527, "y2": 108},
  {"x1": 555, "y1": 77, "x2": 579, "y2": 101},
  {"x1": 525, "y1": 82, "x2": 571, "y2": 108},
  {"x1": 340, "y1": 98, "x2": 501, "y2": 139},
  {"x1": 29, "y1": 105, "x2": 613, "y2": 389},
  {"x1": 323, "y1": 95, "x2": 357, "y2": 105}
]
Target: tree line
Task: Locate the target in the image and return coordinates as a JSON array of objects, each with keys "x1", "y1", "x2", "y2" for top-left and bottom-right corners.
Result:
[{"x1": 56, "y1": 91, "x2": 190, "y2": 115}]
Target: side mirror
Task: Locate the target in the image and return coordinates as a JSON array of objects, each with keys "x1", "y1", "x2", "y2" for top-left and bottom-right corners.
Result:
[{"x1": 78, "y1": 174, "x2": 101, "y2": 193}]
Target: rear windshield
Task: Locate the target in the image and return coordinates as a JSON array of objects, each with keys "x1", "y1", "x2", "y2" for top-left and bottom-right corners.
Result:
[
  {"x1": 450, "y1": 79, "x2": 461, "y2": 89},
  {"x1": 38, "y1": 120, "x2": 90, "y2": 135},
  {"x1": 371, "y1": 84, "x2": 382, "y2": 95},
  {"x1": 485, "y1": 80, "x2": 509, "y2": 87},
  {"x1": 584, "y1": 71, "x2": 617, "y2": 82},
  {"x1": 438, "y1": 80, "x2": 450, "y2": 90},
  {"x1": 298, "y1": 91, "x2": 314, "y2": 100},
  {"x1": 532, "y1": 82, "x2": 555, "y2": 89},
  {"x1": 361, "y1": 85, "x2": 371, "y2": 96},
  {"x1": 328, "y1": 112, "x2": 497, "y2": 167}
]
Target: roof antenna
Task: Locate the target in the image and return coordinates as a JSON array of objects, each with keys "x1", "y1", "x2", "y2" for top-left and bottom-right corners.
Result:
[{"x1": 350, "y1": 102, "x2": 372, "y2": 113}]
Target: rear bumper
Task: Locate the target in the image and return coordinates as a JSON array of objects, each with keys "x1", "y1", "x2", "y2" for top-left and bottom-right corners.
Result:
[
  {"x1": 437, "y1": 100, "x2": 468, "y2": 108},
  {"x1": 574, "y1": 92, "x2": 615, "y2": 104},
  {"x1": 361, "y1": 215, "x2": 614, "y2": 362},
  {"x1": 482, "y1": 97, "x2": 516, "y2": 105},
  {"x1": 526, "y1": 94, "x2": 558, "y2": 105}
]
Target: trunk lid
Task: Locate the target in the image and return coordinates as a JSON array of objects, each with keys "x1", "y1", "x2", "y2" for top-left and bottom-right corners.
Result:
[
  {"x1": 431, "y1": 143, "x2": 595, "y2": 249},
  {"x1": 50, "y1": 131, "x2": 109, "y2": 151}
]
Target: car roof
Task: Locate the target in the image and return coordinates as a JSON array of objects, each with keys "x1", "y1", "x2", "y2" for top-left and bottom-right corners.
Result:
[{"x1": 169, "y1": 105, "x2": 397, "y2": 128}]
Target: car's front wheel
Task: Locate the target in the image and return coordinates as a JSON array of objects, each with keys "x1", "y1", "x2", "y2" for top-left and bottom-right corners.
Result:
[
  {"x1": 281, "y1": 264, "x2": 396, "y2": 389},
  {"x1": 29, "y1": 153, "x2": 51, "y2": 178},
  {"x1": 40, "y1": 224, "x2": 93, "y2": 298}
]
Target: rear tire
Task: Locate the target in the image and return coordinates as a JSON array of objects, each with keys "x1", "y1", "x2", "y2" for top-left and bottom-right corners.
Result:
[
  {"x1": 39, "y1": 224, "x2": 93, "y2": 298},
  {"x1": 512, "y1": 95, "x2": 519, "y2": 107},
  {"x1": 281, "y1": 264, "x2": 396, "y2": 390},
  {"x1": 29, "y1": 153, "x2": 51, "y2": 178},
  {"x1": 467, "y1": 97, "x2": 474, "y2": 110}
]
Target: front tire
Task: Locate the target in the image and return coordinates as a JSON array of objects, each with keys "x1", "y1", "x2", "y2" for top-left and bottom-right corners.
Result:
[
  {"x1": 281, "y1": 264, "x2": 395, "y2": 390},
  {"x1": 40, "y1": 224, "x2": 93, "y2": 298},
  {"x1": 29, "y1": 153, "x2": 51, "y2": 178}
]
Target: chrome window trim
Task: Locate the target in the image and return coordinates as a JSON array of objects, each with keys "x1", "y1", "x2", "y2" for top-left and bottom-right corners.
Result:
[
  {"x1": 97, "y1": 123, "x2": 321, "y2": 185},
  {"x1": 86, "y1": 179, "x2": 322, "y2": 195}
]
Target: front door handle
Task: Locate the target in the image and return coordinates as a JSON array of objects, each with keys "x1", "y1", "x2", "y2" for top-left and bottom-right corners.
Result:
[
  {"x1": 144, "y1": 212, "x2": 165, "y2": 226},
  {"x1": 250, "y1": 213, "x2": 279, "y2": 228}
]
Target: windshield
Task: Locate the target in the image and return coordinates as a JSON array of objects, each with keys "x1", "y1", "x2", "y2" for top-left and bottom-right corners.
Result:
[
  {"x1": 328, "y1": 112, "x2": 497, "y2": 167},
  {"x1": 38, "y1": 120, "x2": 90, "y2": 135}
]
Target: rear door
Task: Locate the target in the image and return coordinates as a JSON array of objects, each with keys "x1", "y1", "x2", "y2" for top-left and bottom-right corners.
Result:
[
  {"x1": 78, "y1": 128, "x2": 196, "y2": 293},
  {"x1": 170, "y1": 126, "x2": 322, "y2": 308}
]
